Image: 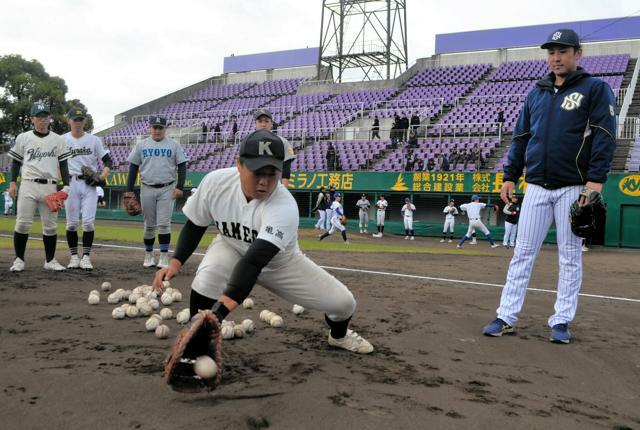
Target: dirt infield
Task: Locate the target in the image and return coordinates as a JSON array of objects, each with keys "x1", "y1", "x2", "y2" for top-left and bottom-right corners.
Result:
[{"x1": 0, "y1": 232, "x2": 638, "y2": 429}]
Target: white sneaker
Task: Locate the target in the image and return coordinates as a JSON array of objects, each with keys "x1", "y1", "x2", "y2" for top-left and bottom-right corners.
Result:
[
  {"x1": 448, "y1": 239, "x2": 452, "y2": 243},
  {"x1": 359, "y1": 229, "x2": 364, "y2": 234},
  {"x1": 143, "y1": 252, "x2": 156, "y2": 267},
  {"x1": 328, "y1": 329, "x2": 373, "y2": 354},
  {"x1": 44, "y1": 259, "x2": 66, "y2": 271},
  {"x1": 372, "y1": 233, "x2": 380, "y2": 238},
  {"x1": 157, "y1": 253, "x2": 169, "y2": 268},
  {"x1": 10, "y1": 257, "x2": 24, "y2": 272},
  {"x1": 471, "y1": 239, "x2": 477, "y2": 245},
  {"x1": 410, "y1": 236, "x2": 415, "y2": 241},
  {"x1": 582, "y1": 245, "x2": 589, "y2": 252},
  {"x1": 491, "y1": 244, "x2": 500, "y2": 249},
  {"x1": 456, "y1": 244, "x2": 462, "y2": 249},
  {"x1": 440, "y1": 239, "x2": 445, "y2": 243},
  {"x1": 405, "y1": 236, "x2": 409, "y2": 240},
  {"x1": 80, "y1": 255, "x2": 93, "y2": 270},
  {"x1": 364, "y1": 230, "x2": 368, "y2": 234},
  {"x1": 67, "y1": 254, "x2": 81, "y2": 269}
]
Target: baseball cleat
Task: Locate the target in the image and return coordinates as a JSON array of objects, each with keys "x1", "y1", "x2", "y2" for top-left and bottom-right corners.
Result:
[
  {"x1": 471, "y1": 239, "x2": 477, "y2": 245},
  {"x1": 410, "y1": 236, "x2": 415, "y2": 240},
  {"x1": 67, "y1": 254, "x2": 81, "y2": 269},
  {"x1": 157, "y1": 253, "x2": 169, "y2": 269},
  {"x1": 10, "y1": 257, "x2": 25, "y2": 272},
  {"x1": 80, "y1": 255, "x2": 93, "y2": 270},
  {"x1": 482, "y1": 318, "x2": 514, "y2": 337},
  {"x1": 456, "y1": 244, "x2": 462, "y2": 248},
  {"x1": 143, "y1": 252, "x2": 156, "y2": 268},
  {"x1": 328, "y1": 329, "x2": 373, "y2": 354},
  {"x1": 491, "y1": 244, "x2": 500, "y2": 248},
  {"x1": 447, "y1": 239, "x2": 452, "y2": 243},
  {"x1": 405, "y1": 236, "x2": 409, "y2": 240},
  {"x1": 440, "y1": 239, "x2": 445, "y2": 243},
  {"x1": 44, "y1": 259, "x2": 66, "y2": 271},
  {"x1": 359, "y1": 229, "x2": 364, "y2": 234},
  {"x1": 550, "y1": 323, "x2": 571, "y2": 344},
  {"x1": 581, "y1": 245, "x2": 589, "y2": 252}
]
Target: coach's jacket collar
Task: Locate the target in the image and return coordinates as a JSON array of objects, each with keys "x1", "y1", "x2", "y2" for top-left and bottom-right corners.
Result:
[{"x1": 536, "y1": 67, "x2": 590, "y2": 91}]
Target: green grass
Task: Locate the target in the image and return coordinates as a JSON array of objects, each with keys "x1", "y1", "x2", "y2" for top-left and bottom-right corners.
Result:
[{"x1": 0, "y1": 218, "x2": 488, "y2": 256}]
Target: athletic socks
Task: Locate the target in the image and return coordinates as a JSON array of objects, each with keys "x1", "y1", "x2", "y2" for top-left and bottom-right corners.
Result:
[
  {"x1": 144, "y1": 238, "x2": 155, "y2": 253},
  {"x1": 325, "y1": 314, "x2": 352, "y2": 339},
  {"x1": 82, "y1": 231, "x2": 94, "y2": 256},
  {"x1": 43, "y1": 234, "x2": 57, "y2": 262},
  {"x1": 158, "y1": 233, "x2": 170, "y2": 253},
  {"x1": 66, "y1": 230, "x2": 79, "y2": 255},
  {"x1": 14, "y1": 232, "x2": 28, "y2": 260},
  {"x1": 319, "y1": 231, "x2": 330, "y2": 241},
  {"x1": 458, "y1": 235, "x2": 469, "y2": 246},
  {"x1": 341, "y1": 230, "x2": 348, "y2": 242}
]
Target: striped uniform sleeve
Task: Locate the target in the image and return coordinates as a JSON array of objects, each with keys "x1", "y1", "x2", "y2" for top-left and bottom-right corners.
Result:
[
  {"x1": 57, "y1": 135, "x2": 73, "y2": 162},
  {"x1": 8, "y1": 135, "x2": 25, "y2": 162}
]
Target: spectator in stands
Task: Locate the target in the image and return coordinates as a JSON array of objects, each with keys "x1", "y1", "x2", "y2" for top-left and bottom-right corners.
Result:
[
  {"x1": 449, "y1": 148, "x2": 459, "y2": 167},
  {"x1": 404, "y1": 153, "x2": 414, "y2": 172},
  {"x1": 497, "y1": 107, "x2": 505, "y2": 140},
  {"x1": 391, "y1": 115, "x2": 400, "y2": 148},
  {"x1": 407, "y1": 131, "x2": 418, "y2": 149},
  {"x1": 326, "y1": 142, "x2": 337, "y2": 171},
  {"x1": 427, "y1": 158, "x2": 435, "y2": 172},
  {"x1": 213, "y1": 124, "x2": 221, "y2": 143},
  {"x1": 231, "y1": 118, "x2": 238, "y2": 142},
  {"x1": 410, "y1": 112, "x2": 420, "y2": 134},
  {"x1": 438, "y1": 154, "x2": 450, "y2": 172},
  {"x1": 201, "y1": 122, "x2": 208, "y2": 143},
  {"x1": 400, "y1": 115, "x2": 410, "y2": 142},
  {"x1": 371, "y1": 116, "x2": 380, "y2": 140},
  {"x1": 416, "y1": 158, "x2": 425, "y2": 171}
]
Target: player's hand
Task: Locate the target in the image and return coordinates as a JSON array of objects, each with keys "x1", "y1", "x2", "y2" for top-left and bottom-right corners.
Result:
[
  {"x1": 173, "y1": 188, "x2": 184, "y2": 199},
  {"x1": 152, "y1": 258, "x2": 181, "y2": 293},
  {"x1": 9, "y1": 182, "x2": 17, "y2": 199},
  {"x1": 500, "y1": 181, "x2": 515, "y2": 204},
  {"x1": 579, "y1": 181, "x2": 603, "y2": 205}
]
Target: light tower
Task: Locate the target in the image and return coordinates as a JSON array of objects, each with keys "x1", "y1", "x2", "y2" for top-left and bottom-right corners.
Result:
[{"x1": 318, "y1": 0, "x2": 408, "y2": 82}]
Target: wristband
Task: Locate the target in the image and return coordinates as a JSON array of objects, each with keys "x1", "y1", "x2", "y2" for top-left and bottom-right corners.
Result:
[{"x1": 211, "y1": 301, "x2": 230, "y2": 322}]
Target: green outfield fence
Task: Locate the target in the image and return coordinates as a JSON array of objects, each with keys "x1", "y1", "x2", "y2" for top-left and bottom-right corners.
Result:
[{"x1": 1, "y1": 171, "x2": 639, "y2": 247}]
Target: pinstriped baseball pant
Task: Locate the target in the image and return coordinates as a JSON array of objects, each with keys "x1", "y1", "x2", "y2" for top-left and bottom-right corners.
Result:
[{"x1": 496, "y1": 184, "x2": 582, "y2": 328}]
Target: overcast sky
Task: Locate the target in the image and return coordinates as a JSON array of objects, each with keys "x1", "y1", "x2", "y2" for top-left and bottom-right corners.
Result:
[{"x1": 1, "y1": 0, "x2": 638, "y2": 128}]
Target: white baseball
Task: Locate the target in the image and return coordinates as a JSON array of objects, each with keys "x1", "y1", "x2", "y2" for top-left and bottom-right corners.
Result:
[
  {"x1": 265, "y1": 312, "x2": 276, "y2": 324},
  {"x1": 171, "y1": 291, "x2": 182, "y2": 302},
  {"x1": 270, "y1": 316, "x2": 284, "y2": 328},
  {"x1": 89, "y1": 290, "x2": 100, "y2": 297},
  {"x1": 100, "y1": 281, "x2": 111, "y2": 292},
  {"x1": 292, "y1": 304, "x2": 305, "y2": 315},
  {"x1": 159, "y1": 308, "x2": 173, "y2": 320},
  {"x1": 221, "y1": 325, "x2": 234, "y2": 340},
  {"x1": 148, "y1": 298, "x2": 160, "y2": 310},
  {"x1": 241, "y1": 319, "x2": 254, "y2": 334},
  {"x1": 135, "y1": 297, "x2": 148, "y2": 307},
  {"x1": 193, "y1": 356, "x2": 217, "y2": 379},
  {"x1": 233, "y1": 325, "x2": 245, "y2": 338},
  {"x1": 151, "y1": 313, "x2": 162, "y2": 321},
  {"x1": 125, "y1": 305, "x2": 139, "y2": 318},
  {"x1": 162, "y1": 280, "x2": 171, "y2": 289},
  {"x1": 133, "y1": 286, "x2": 143, "y2": 295},
  {"x1": 242, "y1": 298, "x2": 254, "y2": 309},
  {"x1": 128, "y1": 292, "x2": 141, "y2": 304},
  {"x1": 138, "y1": 303, "x2": 153, "y2": 316},
  {"x1": 259, "y1": 310, "x2": 270, "y2": 322},
  {"x1": 107, "y1": 293, "x2": 120, "y2": 304},
  {"x1": 121, "y1": 290, "x2": 132, "y2": 300},
  {"x1": 146, "y1": 291, "x2": 158, "y2": 300},
  {"x1": 176, "y1": 309, "x2": 190, "y2": 324},
  {"x1": 112, "y1": 307, "x2": 125, "y2": 320},
  {"x1": 160, "y1": 292, "x2": 173, "y2": 306},
  {"x1": 88, "y1": 294, "x2": 100, "y2": 305},
  {"x1": 155, "y1": 324, "x2": 170, "y2": 339},
  {"x1": 145, "y1": 317, "x2": 160, "y2": 331}
]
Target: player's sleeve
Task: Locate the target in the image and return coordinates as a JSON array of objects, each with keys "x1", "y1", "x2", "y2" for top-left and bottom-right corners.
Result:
[
  {"x1": 503, "y1": 95, "x2": 532, "y2": 183},
  {"x1": 453, "y1": 207, "x2": 458, "y2": 215},
  {"x1": 174, "y1": 142, "x2": 188, "y2": 165},
  {"x1": 503, "y1": 204, "x2": 512, "y2": 215},
  {"x1": 127, "y1": 142, "x2": 142, "y2": 165},
  {"x1": 460, "y1": 203, "x2": 468, "y2": 212},
  {"x1": 57, "y1": 135, "x2": 73, "y2": 162},
  {"x1": 586, "y1": 80, "x2": 617, "y2": 183},
  {"x1": 181, "y1": 173, "x2": 215, "y2": 227},
  {"x1": 257, "y1": 197, "x2": 299, "y2": 250},
  {"x1": 8, "y1": 135, "x2": 25, "y2": 162}
]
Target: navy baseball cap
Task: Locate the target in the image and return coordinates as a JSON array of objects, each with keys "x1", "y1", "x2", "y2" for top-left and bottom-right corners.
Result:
[
  {"x1": 67, "y1": 107, "x2": 86, "y2": 120},
  {"x1": 471, "y1": 194, "x2": 480, "y2": 201},
  {"x1": 239, "y1": 130, "x2": 285, "y2": 172},
  {"x1": 149, "y1": 116, "x2": 168, "y2": 127},
  {"x1": 254, "y1": 108, "x2": 273, "y2": 120},
  {"x1": 30, "y1": 102, "x2": 50, "y2": 116},
  {"x1": 334, "y1": 192, "x2": 342, "y2": 198},
  {"x1": 541, "y1": 29, "x2": 581, "y2": 49}
]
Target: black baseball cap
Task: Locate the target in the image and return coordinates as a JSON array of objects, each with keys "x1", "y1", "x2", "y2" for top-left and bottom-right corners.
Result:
[
  {"x1": 67, "y1": 107, "x2": 86, "y2": 120},
  {"x1": 254, "y1": 108, "x2": 273, "y2": 120},
  {"x1": 149, "y1": 116, "x2": 168, "y2": 127},
  {"x1": 239, "y1": 130, "x2": 285, "y2": 171},
  {"x1": 541, "y1": 29, "x2": 581, "y2": 49}
]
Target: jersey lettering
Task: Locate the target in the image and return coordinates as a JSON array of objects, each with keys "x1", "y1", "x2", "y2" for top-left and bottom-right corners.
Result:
[
  {"x1": 217, "y1": 220, "x2": 258, "y2": 243},
  {"x1": 70, "y1": 147, "x2": 94, "y2": 157},
  {"x1": 230, "y1": 222, "x2": 242, "y2": 240},
  {"x1": 560, "y1": 92, "x2": 584, "y2": 111},
  {"x1": 26, "y1": 147, "x2": 57, "y2": 162},
  {"x1": 141, "y1": 148, "x2": 173, "y2": 158}
]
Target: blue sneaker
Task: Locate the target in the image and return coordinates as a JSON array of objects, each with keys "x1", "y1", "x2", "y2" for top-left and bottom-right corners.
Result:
[
  {"x1": 482, "y1": 318, "x2": 514, "y2": 337},
  {"x1": 550, "y1": 323, "x2": 571, "y2": 344}
]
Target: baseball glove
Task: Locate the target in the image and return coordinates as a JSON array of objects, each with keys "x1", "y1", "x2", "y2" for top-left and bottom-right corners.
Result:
[
  {"x1": 569, "y1": 187, "x2": 606, "y2": 239},
  {"x1": 123, "y1": 192, "x2": 142, "y2": 216},
  {"x1": 165, "y1": 310, "x2": 223, "y2": 393},
  {"x1": 44, "y1": 190, "x2": 68, "y2": 212},
  {"x1": 80, "y1": 165, "x2": 103, "y2": 187},
  {"x1": 340, "y1": 216, "x2": 347, "y2": 225}
]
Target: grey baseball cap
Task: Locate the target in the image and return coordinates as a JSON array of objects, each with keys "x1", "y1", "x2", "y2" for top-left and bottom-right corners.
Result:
[
  {"x1": 541, "y1": 29, "x2": 581, "y2": 49},
  {"x1": 254, "y1": 108, "x2": 273, "y2": 120},
  {"x1": 239, "y1": 130, "x2": 285, "y2": 171}
]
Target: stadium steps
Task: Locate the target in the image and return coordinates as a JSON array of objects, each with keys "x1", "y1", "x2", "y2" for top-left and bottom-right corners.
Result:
[
  {"x1": 612, "y1": 138, "x2": 634, "y2": 172},
  {"x1": 484, "y1": 135, "x2": 511, "y2": 170},
  {"x1": 617, "y1": 58, "x2": 637, "y2": 115}
]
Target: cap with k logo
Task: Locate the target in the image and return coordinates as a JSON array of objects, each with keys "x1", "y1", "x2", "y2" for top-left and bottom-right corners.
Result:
[{"x1": 239, "y1": 130, "x2": 285, "y2": 171}]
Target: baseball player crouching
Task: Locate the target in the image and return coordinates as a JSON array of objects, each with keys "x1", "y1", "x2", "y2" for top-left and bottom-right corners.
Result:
[
  {"x1": 152, "y1": 130, "x2": 372, "y2": 354},
  {"x1": 318, "y1": 192, "x2": 349, "y2": 244},
  {"x1": 8, "y1": 102, "x2": 72, "y2": 272},
  {"x1": 64, "y1": 107, "x2": 113, "y2": 270},
  {"x1": 440, "y1": 199, "x2": 458, "y2": 242},
  {"x1": 401, "y1": 197, "x2": 416, "y2": 240},
  {"x1": 457, "y1": 195, "x2": 500, "y2": 248},
  {"x1": 126, "y1": 116, "x2": 188, "y2": 268}
]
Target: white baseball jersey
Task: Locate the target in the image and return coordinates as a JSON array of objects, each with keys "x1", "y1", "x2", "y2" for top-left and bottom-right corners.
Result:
[
  {"x1": 182, "y1": 167, "x2": 299, "y2": 269},
  {"x1": 376, "y1": 199, "x2": 388, "y2": 211},
  {"x1": 443, "y1": 205, "x2": 458, "y2": 219},
  {"x1": 96, "y1": 186, "x2": 105, "y2": 198},
  {"x1": 3, "y1": 191, "x2": 11, "y2": 203},
  {"x1": 64, "y1": 132, "x2": 109, "y2": 176},
  {"x1": 8, "y1": 131, "x2": 71, "y2": 180},
  {"x1": 401, "y1": 203, "x2": 416, "y2": 218},
  {"x1": 329, "y1": 200, "x2": 344, "y2": 218},
  {"x1": 460, "y1": 202, "x2": 486, "y2": 219}
]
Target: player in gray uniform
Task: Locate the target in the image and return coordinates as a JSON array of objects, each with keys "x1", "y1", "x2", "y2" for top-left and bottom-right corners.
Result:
[
  {"x1": 355, "y1": 194, "x2": 370, "y2": 234},
  {"x1": 312, "y1": 186, "x2": 328, "y2": 230},
  {"x1": 126, "y1": 116, "x2": 188, "y2": 269},
  {"x1": 254, "y1": 108, "x2": 295, "y2": 187},
  {"x1": 7, "y1": 102, "x2": 72, "y2": 272},
  {"x1": 64, "y1": 107, "x2": 113, "y2": 270}
]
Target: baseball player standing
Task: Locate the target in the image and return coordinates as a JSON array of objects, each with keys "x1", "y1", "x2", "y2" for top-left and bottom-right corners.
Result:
[
  {"x1": 152, "y1": 130, "x2": 372, "y2": 353},
  {"x1": 3, "y1": 188, "x2": 14, "y2": 216},
  {"x1": 318, "y1": 192, "x2": 349, "y2": 244},
  {"x1": 483, "y1": 29, "x2": 616, "y2": 343},
  {"x1": 254, "y1": 108, "x2": 295, "y2": 187},
  {"x1": 311, "y1": 186, "x2": 328, "y2": 230},
  {"x1": 355, "y1": 193, "x2": 370, "y2": 234},
  {"x1": 7, "y1": 102, "x2": 72, "y2": 272},
  {"x1": 372, "y1": 195, "x2": 388, "y2": 237},
  {"x1": 440, "y1": 199, "x2": 458, "y2": 242},
  {"x1": 501, "y1": 195, "x2": 520, "y2": 249},
  {"x1": 401, "y1": 197, "x2": 416, "y2": 240},
  {"x1": 96, "y1": 186, "x2": 106, "y2": 207},
  {"x1": 324, "y1": 186, "x2": 336, "y2": 231},
  {"x1": 63, "y1": 107, "x2": 113, "y2": 270},
  {"x1": 456, "y1": 195, "x2": 500, "y2": 248},
  {"x1": 126, "y1": 116, "x2": 188, "y2": 268}
]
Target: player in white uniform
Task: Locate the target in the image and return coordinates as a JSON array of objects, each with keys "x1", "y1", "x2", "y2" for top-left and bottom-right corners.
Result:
[
  {"x1": 372, "y1": 195, "x2": 388, "y2": 238},
  {"x1": 456, "y1": 195, "x2": 500, "y2": 249},
  {"x1": 96, "y1": 186, "x2": 106, "y2": 207},
  {"x1": 401, "y1": 197, "x2": 416, "y2": 240},
  {"x1": 63, "y1": 107, "x2": 113, "y2": 270},
  {"x1": 440, "y1": 199, "x2": 458, "y2": 242},
  {"x1": 318, "y1": 192, "x2": 349, "y2": 244},
  {"x1": 151, "y1": 130, "x2": 372, "y2": 354},
  {"x1": 355, "y1": 194, "x2": 370, "y2": 234},
  {"x1": 7, "y1": 102, "x2": 72, "y2": 272},
  {"x1": 3, "y1": 188, "x2": 14, "y2": 216},
  {"x1": 311, "y1": 186, "x2": 328, "y2": 230}
]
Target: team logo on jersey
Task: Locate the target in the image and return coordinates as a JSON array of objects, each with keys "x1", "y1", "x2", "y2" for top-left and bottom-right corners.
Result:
[
  {"x1": 258, "y1": 141, "x2": 273, "y2": 156},
  {"x1": 560, "y1": 92, "x2": 584, "y2": 111},
  {"x1": 619, "y1": 175, "x2": 640, "y2": 196},
  {"x1": 609, "y1": 104, "x2": 615, "y2": 117},
  {"x1": 26, "y1": 147, "x2": 56, "y2": 162},
  {"x1": 70, "y1": 147, "x2": 94, "y2": 157},
  {"x1": 552, "y1": 31, "x2": 562, "y2": 41}
]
